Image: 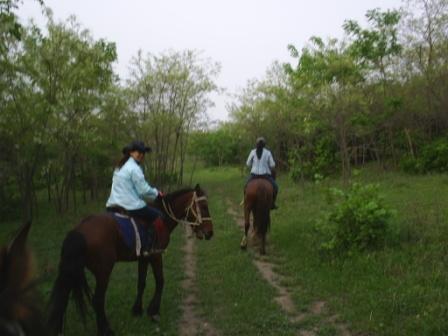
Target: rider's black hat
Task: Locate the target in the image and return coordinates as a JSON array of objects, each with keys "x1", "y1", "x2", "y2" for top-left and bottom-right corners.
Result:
[
  {"x1": 122, "y1": 140, "x2": 152, "y2": 154},
  {"x1": 256, "y1": 137, "x2": 266, "y2": 145}
]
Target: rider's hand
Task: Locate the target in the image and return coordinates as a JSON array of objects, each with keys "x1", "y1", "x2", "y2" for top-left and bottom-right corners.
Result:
[{"x1": 157, "y1": 190, "x2": 165, "y2": 199}]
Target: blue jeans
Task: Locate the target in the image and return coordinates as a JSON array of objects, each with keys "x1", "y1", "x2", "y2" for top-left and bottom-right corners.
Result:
[{"x1": 128, "y1": 206, "x2": 162, "y2": 224}]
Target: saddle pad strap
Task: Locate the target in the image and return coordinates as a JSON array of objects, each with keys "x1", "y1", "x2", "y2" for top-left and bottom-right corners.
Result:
[{"x1": 130, "y1": 217, "x2": 141, "y2": 257}]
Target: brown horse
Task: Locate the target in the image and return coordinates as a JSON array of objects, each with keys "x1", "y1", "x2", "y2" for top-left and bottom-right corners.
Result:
[
  {"x1": 47, "y1": 184, "x2": 213, "y2": 336},
  {"x1": 240, "y1": 178, "x2": 273, "y2": 255},
  {"x1": 0, "y1": 222, "x2": 46, "y2": 336}
]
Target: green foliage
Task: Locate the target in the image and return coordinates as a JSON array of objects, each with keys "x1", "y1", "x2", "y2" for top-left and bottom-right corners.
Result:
[
  {"x1": 127, "y1": 49, "x2": 220, "y2": 186},
  {"x1": 189, "y1": 124, "x2": 243, "y2": 166},
  {"x1": 227, "y1": 3, "x2": 448, "y2": 181},
  {"x1": 289, "y1": 135, "x2": 338, "y2": 181},
  {"x1": 316, "y1": 183, "x2": 394, "y2": 256},
  {"x1": 343, "y1": 9, "x2": 402, "y2": 69},
  {"x1": 401, "y1": 137, "x2": 448, "y2": 174}
]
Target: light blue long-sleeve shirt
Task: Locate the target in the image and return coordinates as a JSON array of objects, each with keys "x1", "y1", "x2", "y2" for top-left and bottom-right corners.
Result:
[
  {"x1": 106, "y1": 157, "x2": 159, "y2": 210},
  {"x1": 246, "y1": 148, "x2": 275, "y2": 175}
]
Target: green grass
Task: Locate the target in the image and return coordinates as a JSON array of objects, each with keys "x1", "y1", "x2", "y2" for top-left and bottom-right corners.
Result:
[
  {"x1": 194, "y1": 181, "x2": 299, "y2": 335},
  {"x1": 2, "y1": 166, "x2": 448, "y2": 335},
  {"x1": 192, "y1": 166, "x2": 448, "y2": 335}
]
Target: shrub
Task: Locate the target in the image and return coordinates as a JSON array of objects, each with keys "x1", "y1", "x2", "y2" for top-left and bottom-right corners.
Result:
[
  {"x1": 189, "y1": 128, "x2": 243, "y2": 167},
  {"x1": 315, "y1": 183, "x2": 394, "y2": 257},
  {"x1": 401, "y1": 137, "x2": 448, "y2": 174},
  {"x1": 420, "y1": 138, "x2": 448, "y2": 173},
  {"x1": 289, "y1": 136, "x2": 337, "y2": 181}
]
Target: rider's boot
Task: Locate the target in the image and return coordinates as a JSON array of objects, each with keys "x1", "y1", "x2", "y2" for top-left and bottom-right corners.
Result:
[
  {"x1": 141, "y1": 225, "x2": 154, "y2": 257},
  {"x1": 271, "y1": 192, "x2": 278, "y2": 210}
]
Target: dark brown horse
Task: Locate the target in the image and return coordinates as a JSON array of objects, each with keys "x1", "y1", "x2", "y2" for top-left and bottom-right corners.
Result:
[
  {"x1": 47, "y1": 184, "x2": 213, "y2": 336},
  {"x1": 240, "y1": 178, "x2": 273, "y2": 255},
  {"x1": 0, "y1": 222, "x2": 46, "y2": 336}
]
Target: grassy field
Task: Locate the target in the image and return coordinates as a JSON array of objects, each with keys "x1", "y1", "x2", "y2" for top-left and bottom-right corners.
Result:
[
  {"x1": 1, "y1": 166, "x2": 447, "y2": 335},
  {"x1": 190, "y1": 166, "x2": 448, "y2": 336}
]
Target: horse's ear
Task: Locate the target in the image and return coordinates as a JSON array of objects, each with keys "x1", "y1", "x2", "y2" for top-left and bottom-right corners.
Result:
[
  {"x1": 0, "y1": 246, "x2": 7, "y2": 283},
  {"x1": 194, "y1": 184, "x2": 200, "y2": 191},
  {"x1": 8, "y1": 221, "x2": 31, "y2": 257},
  {"x1": 4, "y1": 221, "x2": 33, "y2": 291}
]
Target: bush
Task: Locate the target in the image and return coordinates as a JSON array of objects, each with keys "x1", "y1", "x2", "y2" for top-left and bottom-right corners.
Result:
[
  {"x1": 289, "y1": 135, "x2": 337, "y2": 181},
  {"x1": 401, "y1": 137, "x2": 448, "y2": 174},
  {"x1": 189, "y1": 127, "x2": 243, "y2": 167},
  {"x1": 315, "y1": 183, "x2": 394, "y2": 257},
  {"x1": 420, "y1": 138, "x2": 448, "y2": 173}
]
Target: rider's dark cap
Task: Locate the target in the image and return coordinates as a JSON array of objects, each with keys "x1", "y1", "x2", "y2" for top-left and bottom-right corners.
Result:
[
  {"x1": 123, "y1": 141, "x2": 152, "y2": 154},
  {"x1": 256, "y1": 137, "x2": 266, "y2": 145}
]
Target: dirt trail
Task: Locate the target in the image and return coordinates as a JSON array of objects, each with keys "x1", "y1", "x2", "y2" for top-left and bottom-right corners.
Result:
[
  {"x1": 178, "y1": 227, "x2": 220, "y2": 336},
  {"x1": 226, "y1": 199, "x2": 351, "y2": 336}
]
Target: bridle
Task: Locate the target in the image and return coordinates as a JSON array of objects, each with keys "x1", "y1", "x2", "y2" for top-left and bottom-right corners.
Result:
[{"x1": 162, "y1": 191, "x2": 212, "y2": 228}]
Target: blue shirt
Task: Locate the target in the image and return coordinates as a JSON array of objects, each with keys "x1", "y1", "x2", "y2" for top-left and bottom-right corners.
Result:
[
  {"x1": 246, "y1": 148, "x2": 275, "y2": 175},
  {"x1": 106, "y1": 157, "x2": 159, "y2": 210}
]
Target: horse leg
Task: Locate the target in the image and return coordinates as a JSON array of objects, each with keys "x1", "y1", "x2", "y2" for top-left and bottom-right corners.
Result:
[
  {"x1": 132, "y1": 258, "x2": 149, "y2": 316},
  {"x1": 260, "y1": 208, "x2": 270, "y2": 255},
  {"x1": 260, "y1": 233, "x2": 266, "y2": 255},
  {"x1": 240, "y1": 205, "x2": 250, "y2": 249},
  {"x1": 147, "y1": 254, "x2": 164, "y2": 321},
  {"x1": 92, "y1": 264, "x2": 114, "y2": 336}
]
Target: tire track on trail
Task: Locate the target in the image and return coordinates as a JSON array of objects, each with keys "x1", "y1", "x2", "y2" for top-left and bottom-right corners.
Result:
[
  {"x1": 226, "y1": 199, "x2": 351, "y2": 336},
  {"x1": 178, "y1": 227, "x2": 220, "y2": 336}
]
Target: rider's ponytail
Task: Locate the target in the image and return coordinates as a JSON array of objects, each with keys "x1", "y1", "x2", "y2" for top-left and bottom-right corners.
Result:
[
  {"x1": 116, "y1": 145, "x2": 131, "y2": 169},
  {"x1": 116, "y1": 154, "x2": 130, "y2": 169},
  {"x1": 256, "y1": 140, "x2": 265, "y2": 160}
]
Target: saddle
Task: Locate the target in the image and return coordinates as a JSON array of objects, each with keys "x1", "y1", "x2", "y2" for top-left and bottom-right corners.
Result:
[{"x1": 107, "y1": 206, "x2": 169, "y2": 256}]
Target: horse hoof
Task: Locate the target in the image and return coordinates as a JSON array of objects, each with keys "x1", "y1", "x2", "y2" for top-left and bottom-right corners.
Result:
[
  {"x1": 149, "y1": 314, "x2": 161, "y2": 323},
  {"x1": 240, "y1": 237, "x2": 247, "y2": 249},
  {"x1": 132, "y1": 305, "x2": 143, "y2": 316}
]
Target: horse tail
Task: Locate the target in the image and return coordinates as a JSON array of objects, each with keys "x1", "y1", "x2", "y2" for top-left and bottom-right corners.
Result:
[
  {"x1": 253, "y1": 186, "x2": 271, "y2": 237},
  {"x1": 47, "y1": 230, "x2": 91, "y2": 334}
]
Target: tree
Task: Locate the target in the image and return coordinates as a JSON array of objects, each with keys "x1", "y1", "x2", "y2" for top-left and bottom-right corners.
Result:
[
  {"x1": 127, "y1": 49, "x2": 220, "y2": 187},
  {"x1": 0, "y1": 13, "x2": 117, "y2": 218}
]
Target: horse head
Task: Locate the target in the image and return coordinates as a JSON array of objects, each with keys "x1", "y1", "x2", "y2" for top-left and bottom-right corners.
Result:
[
  {"x1": 161, "y1": 184, "x2": 214, "y2": 241},
  {"x1": 188, "y1": 184, "x2": 213, "y2": 240},
  {"x1": 0, "y1": 222, "x2": 45, "y2": 336}
]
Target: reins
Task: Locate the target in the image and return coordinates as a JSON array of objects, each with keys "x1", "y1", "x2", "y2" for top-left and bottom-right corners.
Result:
[{"x1": 161, "y1": 191, "x2": 211, "y2": 227}]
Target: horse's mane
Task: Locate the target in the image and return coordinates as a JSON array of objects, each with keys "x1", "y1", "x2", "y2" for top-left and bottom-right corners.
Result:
[
  {"x1": 157, "y1": 186, "x2": 207, "y2": 205},
  {"x1": 164, "y1": 187, "x2": 194, "y2": 203}
]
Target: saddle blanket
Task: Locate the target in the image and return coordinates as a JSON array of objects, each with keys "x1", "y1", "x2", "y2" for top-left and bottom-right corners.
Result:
[
  {"x1": 111, "y1": 213, "x2": 170, "y2": 254},
  {"x1": 112, "y1": 213, "x2": 148, "y2": 253}
]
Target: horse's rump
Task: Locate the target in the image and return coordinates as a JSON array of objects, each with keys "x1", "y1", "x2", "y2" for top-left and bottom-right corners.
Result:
[
  {"x1": 245, "y1": 178, "x2": 273, "y2": 236},
  {"x1": 245, "y1": 178, "x2": 273, "y2": 204}
]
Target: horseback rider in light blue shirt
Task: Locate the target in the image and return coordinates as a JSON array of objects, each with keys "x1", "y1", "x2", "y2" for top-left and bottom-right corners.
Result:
[{"x1": 106, "y1": 140, "x2": 163, "y2": 255}]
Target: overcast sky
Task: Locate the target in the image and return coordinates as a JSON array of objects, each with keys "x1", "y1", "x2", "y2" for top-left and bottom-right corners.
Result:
[{"x1": 18, "y1": 0, "x2": 403, "y2": 121}]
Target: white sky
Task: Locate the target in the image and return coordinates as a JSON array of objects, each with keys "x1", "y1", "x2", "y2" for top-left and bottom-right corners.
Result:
[{"x1": 18, "y1": 0, "x2": 403, "y2": 121}]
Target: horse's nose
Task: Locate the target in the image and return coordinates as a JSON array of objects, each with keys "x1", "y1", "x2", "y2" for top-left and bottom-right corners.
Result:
[{"x1": 205, "y1": 230, "x2": 213, "y2": 240}]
